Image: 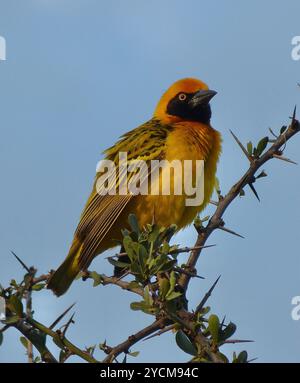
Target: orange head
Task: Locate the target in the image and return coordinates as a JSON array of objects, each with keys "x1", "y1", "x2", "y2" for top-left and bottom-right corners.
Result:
[{"x1": 154, "y1": 78, "x2": 217, "y2": 124}]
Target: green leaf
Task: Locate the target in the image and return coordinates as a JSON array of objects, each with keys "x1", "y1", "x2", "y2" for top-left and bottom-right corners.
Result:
[
  {"x1": 175, "y1": 330, "x2": 197, "y2": 356},
  {"x1": 216, "y1": 352, "x2": 229, "y2": 363},
  {"x1": 148, "y1": 225, "x2": 160, "y2": 244},
  {"x1": 161, "y1": 242, "x2": 170, "y2": 254},
  {"x1": 208, "y1": 314, "x2": 220, "y2": 343},
  {"x1": 143, "y1": 286, "x2": 153, "y2": 306},
  {"x1": 137, "y1": 244, "x2": 148, "y2": 273},
  {"x1": 165, "y1": 291, "x2": 182, "y2": 301},
  {"x1": 8, "y1": 296, "x2": 23, "y2": 317},
  {"x1": 2, "y1": 315, "x2": 19, "y2": 324},
  {"x1": 32, "y1": 283, "x2": 46, "y2": 291},
  {"x1": 33, "y1": 356, "x2": 41, "y2": 363},
  {"x1": 128, "y1": 214, "x2": 140, "y2": 235},
  {"x1": 247, "y1": 141, "x2": 253, "y2": 155},
  {"x1": 20, "y1": 336, "x2": 28, "y2": 349},
  {"x1": 130, "y1": 301, "x2": 148, "y2": 311},
  {"x1": 254, "y1": 137, "x2": 268, "y2": 156},
  {"x1": 168, "y1": 271, "x2": 176, "y2": 294},
  {"x1": 220, "y1": 322, "x2": 236, "y2": 341},
  {"x1": 130, "y1": 300, "x2": 157, "y2": 315},
  {"x1": 154, "y1": 259, "x2": 177, "y2": 274},
  {"x1": 123, "y1": 236, "x2": 136, "y2": 262},
  {"x1": 233, "y1": 350, "x2": 248, "y2": 363},
  {"x1": 193, "y1": 216, "x2": 202, "y2": 229},
  {"x1": 158, "y1": 278, "x2": 170, "y2": 300},
  {"x1": 127, "y1": 281, "x2": 141, "y2": 290},
  {"x1": 89, "y1": 271, "x2": 103, "y2": 287},
  {"x1": 107, "y1": 257, "x2": 130, "y2": 269},
  {"x1": 128, "y1": 351, "x2": 139, "y2": 357}
]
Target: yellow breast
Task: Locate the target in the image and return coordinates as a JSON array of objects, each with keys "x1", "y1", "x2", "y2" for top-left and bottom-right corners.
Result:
[{"x1": 133, "y1": 122, "x2": 222, "y2": 230}]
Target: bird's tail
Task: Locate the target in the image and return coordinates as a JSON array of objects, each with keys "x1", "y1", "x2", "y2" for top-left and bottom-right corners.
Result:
[{"x1": 47, "y1": 241, "x2": 83, "y2": 297}]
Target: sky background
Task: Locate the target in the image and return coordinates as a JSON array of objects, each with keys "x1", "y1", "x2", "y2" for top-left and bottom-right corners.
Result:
[{"x1": 0, "y1": 0, "x2": 300, "y2": 363}]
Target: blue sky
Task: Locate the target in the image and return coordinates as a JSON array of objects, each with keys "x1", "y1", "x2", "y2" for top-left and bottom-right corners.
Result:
[{"x1": 0, "y1": 0, "x2": 300, "y2": 362}]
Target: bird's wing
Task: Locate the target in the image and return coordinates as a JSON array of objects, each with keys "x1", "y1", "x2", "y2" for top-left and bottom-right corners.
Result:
[{"x1": 75, "y1": 119, "x2": 172, "y2": 270}]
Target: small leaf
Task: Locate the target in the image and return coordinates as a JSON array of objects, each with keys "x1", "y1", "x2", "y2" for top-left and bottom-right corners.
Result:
[
  {"x1": 254, "y1": 137, "x2": 269, "y2": 156},
  {"x1": 20, "y1": 336, "x2": 28, "y2": 349},
  {"x1": 127, "y1": 281, "x2": 141, "y2": 290},
  {"x1": 33, "y1": 356, "x2": 41, "y2": 363},
  {"x1": 168, "y1": 271, "x2": 176, "y2": 294},
  {"x1": 175, "y1": 330, "x2": 197, "y2": 356},
  {"x1": 128, "y1": 351, "x2": 139, "y2": 357},
  {"x1": 123, "y1": 236, "x2": 136, "y2": 262},
  {"x1": 220, "y1": 322, "x2": 236, "y2": 341},
  {"x1": 148, "y1": 225, "x2": 160, "y2": 243},
  {"x1": 158, "y1": 278, "x2": 170, "y2": 300},
  {"x1": 107, "y1": 257, "x2": 130, "y2": 269},
  {"x1": 130, "y1": 301, "x2": 147, "y2": 311},
  {"x1": 216, "y1": 352, "x2": 229, "y2": 363},
  {"x1": 32, "y1": 283, "x2": 46, "y2": 291},
  {"x1": 2, "y1": 315, "x2": 19, "y2": 324},
  {"x1": 89, "y1": 271, "x2": 103, "y2": 287},
  {"x1": 8, "y1": 296, "x2": 23, "y2": 317},
  {"x1": 130, "y1": 300, "x2": 157, "y2": 315},
  {"x1": 247, "y1": 141, "x2": 253, "y2": 155},
  {"x1": 166, "y1": 291, "x2": 182, "y2": 301},
  {"x1": 208, "y1": 314, "x2": 220, "y2": 343},
  {"x1": 143, "y1": 286, "x2": 153, "y2": 306},
  {"x1": 234, "y1": 350, "x2": 248, "y2": 363},
  {"x1": 137, "y1": 245, "x2": 147, "y2": 273}
]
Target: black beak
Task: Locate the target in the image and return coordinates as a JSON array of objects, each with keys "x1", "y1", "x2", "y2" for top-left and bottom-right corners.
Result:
[{"x1": 189, "y1": 89, "x2": 217, "y2": 108}]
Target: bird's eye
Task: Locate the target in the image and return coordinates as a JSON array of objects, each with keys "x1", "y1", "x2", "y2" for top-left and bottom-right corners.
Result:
[{"x1": 178, "y1": 93, "x2": 187, "y2": 101}]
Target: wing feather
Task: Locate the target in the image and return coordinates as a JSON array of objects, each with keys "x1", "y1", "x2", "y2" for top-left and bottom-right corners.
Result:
[{"x1": 75, "y1": 119, "x2": 172, "y2": 270}]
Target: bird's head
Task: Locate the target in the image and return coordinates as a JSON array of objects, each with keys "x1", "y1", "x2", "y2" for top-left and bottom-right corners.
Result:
[{"x1": 154, "y1": 78, "x2": 217, "y2": 125}]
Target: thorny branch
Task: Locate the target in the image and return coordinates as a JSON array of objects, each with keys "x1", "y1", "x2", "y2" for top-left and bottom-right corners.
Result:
[
  {"x1": 1, "y1": 111, "x2": 299, "y2": 363},
  {"x1": 179, "y1": 114, "x2": 300, "y2": 290}
]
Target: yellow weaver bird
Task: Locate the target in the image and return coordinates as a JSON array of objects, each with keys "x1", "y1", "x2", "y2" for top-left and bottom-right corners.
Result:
[{"x1": 47, "y1": 78, "x2": 222, "y2": 296}]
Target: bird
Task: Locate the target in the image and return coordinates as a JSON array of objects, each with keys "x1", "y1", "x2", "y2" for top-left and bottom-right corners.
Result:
[{"x1": 47, "y1": 78, "x2": 222, "y2": 296}]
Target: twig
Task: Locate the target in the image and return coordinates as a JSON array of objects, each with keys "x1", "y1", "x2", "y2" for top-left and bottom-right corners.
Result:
[
  {"x1": 49, "y1": 302, "x2": 76, "y2": 330},
  {"x1": 179, "y1": 117, "x2": 300, "y2": 290},
  {"x1": 14, "y1": 319, "x2": 58, "y2": 363},
  {"x1": 229, "y1": 130, "x2": 253, "y2": 162},
  {"x1": 102, "y1": 318, "x2": 166, "y2": 362},
  {"x1": 26, "y1": 290, "x2": 33, "y2": 363},
  {"x1": 143, "y1": 324, "x2": 176, "y2": 341},
  {"x1": 27, "y1": 317, "x2": 99, "y2": 363},
  {"x1": 85, "y1": 272, "x2": 144, "y2": 297}
]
